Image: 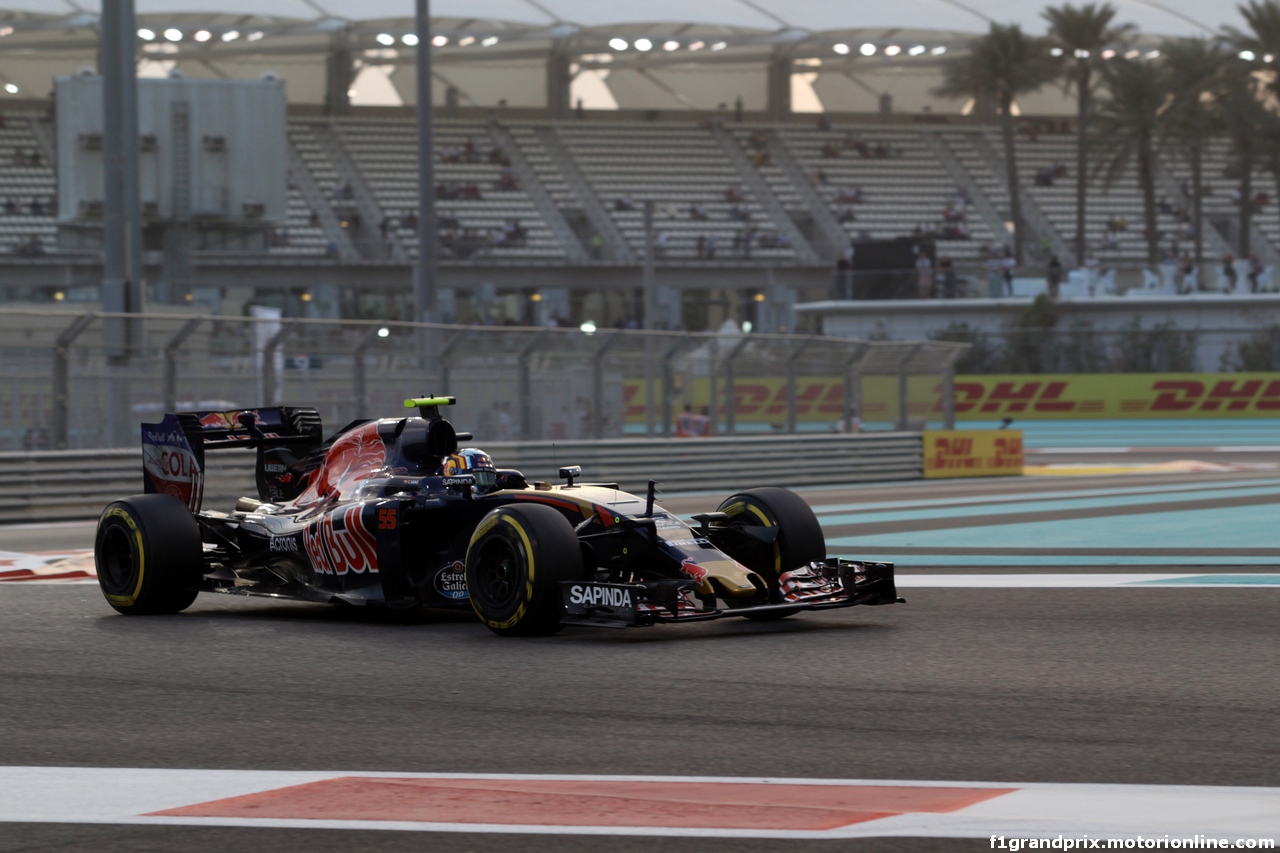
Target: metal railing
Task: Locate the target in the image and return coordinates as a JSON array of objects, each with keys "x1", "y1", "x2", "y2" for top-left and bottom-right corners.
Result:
[{"x1": 0, "y1": 310, "x2": 965, "y2": 451}]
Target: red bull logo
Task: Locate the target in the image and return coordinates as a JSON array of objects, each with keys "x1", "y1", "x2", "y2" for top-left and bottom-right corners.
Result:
[
  {"x1": 680, "y1": 558, "x2": 709, "y2": 583},
  {"x1": 303, "y1": 505, "x2": 379, "y2": 576}
]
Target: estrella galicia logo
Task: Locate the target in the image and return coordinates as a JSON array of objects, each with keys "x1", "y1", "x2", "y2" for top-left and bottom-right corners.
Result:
[{"x1": 434, "y1": 560, "x2": 469, "y2": 600}]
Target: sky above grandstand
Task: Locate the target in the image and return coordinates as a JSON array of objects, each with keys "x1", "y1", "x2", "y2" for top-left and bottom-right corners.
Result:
[{"x1": 12, "y1": 0, "x2": 1251, "y2": 37}]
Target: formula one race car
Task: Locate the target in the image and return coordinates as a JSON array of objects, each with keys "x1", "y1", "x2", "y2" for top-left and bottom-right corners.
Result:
[{"x1": 95, "y1": 397, "x2": 900, "y2": 636}]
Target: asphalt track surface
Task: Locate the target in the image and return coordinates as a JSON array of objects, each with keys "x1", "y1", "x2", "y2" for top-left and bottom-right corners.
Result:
[{"x1": 2, "y1": 468, "x2": 1279, "y2": 851}]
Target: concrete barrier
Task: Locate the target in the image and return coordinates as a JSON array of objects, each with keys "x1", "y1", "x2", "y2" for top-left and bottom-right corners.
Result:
[{"x1": 0, "y1": 432, "x2": 922, "y2": 523}]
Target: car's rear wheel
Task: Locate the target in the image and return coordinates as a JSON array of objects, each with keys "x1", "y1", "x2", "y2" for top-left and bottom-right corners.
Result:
[
  {"x1": 465, "y1": 503, "x2": 583, "y2": 637},
  {"x1": 716, "y1": 487, "x2": 826, "y2": 619},
  {"x1": 95, "y1": 495, "x2": 203, "y2": 615}
]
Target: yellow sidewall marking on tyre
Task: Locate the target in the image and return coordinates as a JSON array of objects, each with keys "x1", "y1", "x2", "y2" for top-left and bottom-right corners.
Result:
[
  {"x1": 102, "y1": 507, "x2": 145, "y2": 607},
  {"x1": 476, "y1": 512, "x2": 538, "y2": 632}
]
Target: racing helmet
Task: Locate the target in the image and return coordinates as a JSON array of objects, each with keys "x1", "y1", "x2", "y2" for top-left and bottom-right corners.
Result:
[{"x1": 442, "y1": 448, "x2": 498, "y2": 493}]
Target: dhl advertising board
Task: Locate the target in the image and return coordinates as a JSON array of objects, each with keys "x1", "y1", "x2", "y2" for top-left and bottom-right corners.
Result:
[
  {"x1": 923, "y1": 430, "x2": 1024, "y2": 478},
  {"x1": 623, "y1": 373, "x2": 1280, "y2": 424}
]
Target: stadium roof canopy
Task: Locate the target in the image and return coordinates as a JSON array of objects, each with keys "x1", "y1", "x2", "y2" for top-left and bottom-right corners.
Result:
[{"x1": 0, "y1": 1, "x2": 1255, "y2": 115}]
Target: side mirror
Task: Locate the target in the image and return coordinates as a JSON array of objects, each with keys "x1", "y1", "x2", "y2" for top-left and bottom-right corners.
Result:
[{"x1": 558, "y1": 465, "x2": 582, "y2": 487}]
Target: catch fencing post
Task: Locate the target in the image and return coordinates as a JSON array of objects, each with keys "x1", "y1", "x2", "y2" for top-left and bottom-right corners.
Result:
[
  {"x1": 162, "y1": 317, "x2": 203, "y2": 413},
  {"x1": 843, "y1": 342, "x2": 869, "y2": 432},
  {"x1": 660, "y1": 336, "x2": 688, "y2": 438},
  {"x1": 941, "y1": 346, "x2": 962, "y2": 430},
  {"x1": 723, "y1": 336, "x2": 752, "y2": 435},
  {"x1": 785, "y1": 336, "x2": 813, "y2": 434},
  {"x1": 896, "y1": 343, "x2": 921, "y2": 432},
  {"x1": 589, "y1": 331, "x2": 621, "y2": 439},
  {"x1": 707, "y1": 336, "x2": 719, "y2": 435},
  {"x1": 352, "y1": 325, "x2": 383, "y2": 420},
  {"x1": 261, "y1": 322, "x2": 295, "y2": 407},
  {"x1": 438, "y1": 328, "x2": 473, "y2": 396},
  {"x1": 518, "y1": 329, "x2": 548, "y2": 440},
  {"x1": 52, "y1": 313, "x2": 96, "y2": 450}
]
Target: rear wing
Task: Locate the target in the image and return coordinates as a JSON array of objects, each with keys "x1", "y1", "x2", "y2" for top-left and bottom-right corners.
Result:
[{"x1": 142, "y1": 407, "x2": 323, "y2": 511}]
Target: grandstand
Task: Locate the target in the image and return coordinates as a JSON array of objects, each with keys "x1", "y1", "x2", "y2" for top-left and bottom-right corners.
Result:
[{"x1": 0, "y1": 0, "x2": 1273, "y2": 322}]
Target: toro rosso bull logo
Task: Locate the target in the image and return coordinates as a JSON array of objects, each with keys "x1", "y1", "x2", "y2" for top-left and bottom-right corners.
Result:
[{"x1": 303, "y1": 505, "x2": 379, "y2": 575}]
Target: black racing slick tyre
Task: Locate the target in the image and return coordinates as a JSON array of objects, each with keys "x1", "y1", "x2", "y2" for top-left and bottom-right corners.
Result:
[
  {"x1": 95, "y1": 495, "x2": 203, "y2": 615},
  {"x1": 717, "y1": 487, "x2": 826, "y2": 619},
  {"x1": 465, "y1": 503, "x2": 583, "y2": 637}
]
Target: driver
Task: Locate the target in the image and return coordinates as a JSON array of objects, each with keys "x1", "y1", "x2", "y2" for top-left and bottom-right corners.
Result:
[{"x1": 441, "y1": 448, "x2": 498, "y2": 494}]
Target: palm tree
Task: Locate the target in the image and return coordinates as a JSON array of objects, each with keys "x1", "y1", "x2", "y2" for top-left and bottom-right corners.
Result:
[
  {"x1": 935, "y1": 23, "x2": 1059, "y2": 264},
  {"x1": 1212, "y1": 67, "x2": 1269, "y2": 256},
  {"x1": 1225, "y1": 0, "x2": 1280, "y2": 260},
  {"x1": 1091, "y1": 58, "x2": 1171, "y2": 265},
  {"x1": 1159, "y1": 38, "x2": 1227, "y2": 267},
  {"x1": 1043, "y1": 3, "x2": 1134, "y2": 265}
]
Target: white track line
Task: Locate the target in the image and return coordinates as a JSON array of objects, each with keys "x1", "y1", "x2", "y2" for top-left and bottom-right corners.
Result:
[{"x1": 0, "y1": 768, "x2": 1275, "y2": 840}]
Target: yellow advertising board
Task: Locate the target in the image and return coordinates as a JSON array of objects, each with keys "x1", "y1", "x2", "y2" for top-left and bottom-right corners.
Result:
[
  {"x1": 949, "y1": 374, "x2": 1280, "y2": 419},
  {"x1": 923, "y1": 430, "x2": 1024, "y2": 478},
  {"x1": 623, "y1": 373, "x2": 1280, "y2": 425}
]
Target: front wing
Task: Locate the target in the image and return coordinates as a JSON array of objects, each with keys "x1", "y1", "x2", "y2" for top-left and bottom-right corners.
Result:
[{"x1": 560, "y1": 559, "x2": 901, "y2": 629}]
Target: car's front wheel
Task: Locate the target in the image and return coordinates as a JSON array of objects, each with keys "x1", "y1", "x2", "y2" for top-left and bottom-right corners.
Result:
[
  {"x1": 465, "y1": 503, "x2": 583, "y2": 637},
  {"x1": 716, "y1": 487, "x2": 826, "y2": 619},
  {"x1": 95, "y1": 494, "x2": 203, "y2": 615}
]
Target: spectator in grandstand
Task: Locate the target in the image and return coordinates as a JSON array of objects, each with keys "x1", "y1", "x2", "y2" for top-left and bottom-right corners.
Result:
[
  {"x1": 938, "y1": 256, "x2": 957, "y2": 298},
  {"x1": 1248, "y1": 254, "x2": 1264, "y2": 292},
  {"x1": 1177, "y1": 253, "x2": 1196, "y2": 291},
  {"x1": 615, "y1": 196, "x2": 635, "y2": 212},
  {"x1": 845, "y1": 134, "x2": 870, "y2": 157},
  {"x1": 728, "y1": 204, "x2": 750, "y2": 222},
  {"x1": 750, "y1": 149, "x2": 771, "y2": 168},
  {"x1": 821, "y1": 142, "x2": 841, "y2": 158},
  {"x1": 1221, "y1": 253, "x2": 1239, "y2": 291},
  {"x1": 654, "y1": 231, "x2": 668, "y2": 258},
  {"x1": 725, "y1": 186, "x2": 744, "y2": 203},
  {"x1": 488, "y1": 146, "x2": 510, "y2": 166},
  {"x1": 747, "y1": 131, "x2": 768, "y2": 151},
  {"x1": 816, "y1": 115, "x2": 833, "y2": 132},
  {"x1": 836, "y1": 207, "x2": 856, "y2": 224},
  {"x1": 404, "y1": 210, "x2": 419, "y2": 232},
  {"x1": 323, "y1": 240, "x2": 338, "y2": 259},
  {"x1": 835, "y1": 187, "x2": 863, "y2": 204},
  {"x1": 812, "y1": 168, "x2": 829, "y2": 186},
  {"x1": 308, "y1": 210, "x2": 320, "y2": 227},
  {"x1": 575, "y1": 98, "x2": 585, "y2": 120},
  {"x1": 590, "y1": 234, "x2": 602, "y2": 260},
  {"x1": 915, "y1": 251, "x2": 933, "y2": 298},
  {"x1": 1033, "y1": 167, "x2": 1054, "y2": 187},
  {"x1": 1, "y1": 198, "x2": 14, "y2": 215},
  {"x1": 272, "y1": 228, "x2": 291, "y2": 247},
  {"x1": 1001, "y1": 246, "x2": 1016, "y2": 294},
  {"x1": 440, "y1": 146, "x2": 461, "y2": 163},
  {"x1": 953, "y1": 189, "x2": 971, "y2": 209},
  {"x1": 496, "y1": 171, "x2": 518, "y2": 191},
  {"x1": 462, "y1": 183, "x2": 482, "y2": 200},
  {"x1": 734, "y1": 96, "x2": 743, "y2": 122},
  {"x1": 1052, "y1": 162, "x2": 1068, "y2": 179},
  {"x1": 463, "y1": 137, "x2": 478, "y2": 161},
  {"x1": 333, "y1": 180, "x2": 353, "y2": 199},
  {"x1": 26, "y1": 197, "x2": 43, "y2": 216},
  {"x1": 1047, "y1": 254, "x2": 1063, "y2": 298},
  {"x1": 13, "y1": 235, "x2": 46, "y2": 256},
  {"x1": 690, "y1": 203, "x2": 709, "y2": 221},
  {"x1": 706, "y1": 234, "x2": 718, "y2": 258}
]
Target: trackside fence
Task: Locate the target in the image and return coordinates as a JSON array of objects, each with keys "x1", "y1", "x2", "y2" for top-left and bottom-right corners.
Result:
[
  {"x1": 0, "y1": 433, "x2": 924, "y2": 523},
  {"x1": 0, "y1": 310, "x2": 965, "y2": 451}
]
